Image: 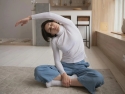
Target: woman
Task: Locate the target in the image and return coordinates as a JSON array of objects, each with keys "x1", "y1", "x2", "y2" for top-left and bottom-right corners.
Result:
[{"x1": 15, "y1": 12, "x2": 104, "y2": 94}]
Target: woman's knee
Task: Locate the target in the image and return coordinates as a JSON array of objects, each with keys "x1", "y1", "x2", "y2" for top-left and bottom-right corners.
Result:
[
  {"x1": 34, "y1": 66, "x2": 40, "y2": 75},
  {"x1": 94, "y1": 71, "x2": 104, "y2": 87},
  {"x1": 34, "y1": 65, "x2": 52, "y2": 82},
  {"x1": 34, "y1": 65, "x2": 49, "y2": 75},
  {"x1": 84, "y1": 70, "x2": 104, "y2": 86}
]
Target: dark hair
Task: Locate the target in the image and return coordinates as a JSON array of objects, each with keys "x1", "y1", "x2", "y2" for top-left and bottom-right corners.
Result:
[{"x1": 41, "y1": 20, "x2": 57, "y2": 42}]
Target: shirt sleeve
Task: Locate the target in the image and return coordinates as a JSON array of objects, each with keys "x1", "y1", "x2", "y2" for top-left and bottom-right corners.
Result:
[
  {"x1": 51, "y1": 39, "x2": 65, "y2": 74},
  {"x1": 31, "y1": 12, "x2": 73, "y2": 26}
]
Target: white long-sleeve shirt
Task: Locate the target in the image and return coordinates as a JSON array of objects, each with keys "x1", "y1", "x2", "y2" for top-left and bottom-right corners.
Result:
[{"x1": 32, "y1": 12, "x2": 86, "y2": 74}]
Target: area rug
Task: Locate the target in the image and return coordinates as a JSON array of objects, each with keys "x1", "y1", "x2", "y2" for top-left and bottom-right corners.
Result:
[{"x1": 0, "y1": 66, "x2": 124, "y2": 94}]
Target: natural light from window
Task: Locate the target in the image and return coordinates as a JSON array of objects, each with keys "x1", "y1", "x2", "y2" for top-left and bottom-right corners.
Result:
[{"x1": 114, "y1": 0, "x2": 125, "y2": 33}]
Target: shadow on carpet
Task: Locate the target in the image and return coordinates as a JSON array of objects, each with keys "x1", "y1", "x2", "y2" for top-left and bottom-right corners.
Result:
[{"x1": 0, "y1": 66, "x2": 124, "y2": 94}]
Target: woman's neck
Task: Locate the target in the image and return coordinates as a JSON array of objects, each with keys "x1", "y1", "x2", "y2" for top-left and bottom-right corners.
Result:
[{"x1": 57, "y1": 25, "x2": 64, "y2": 36}]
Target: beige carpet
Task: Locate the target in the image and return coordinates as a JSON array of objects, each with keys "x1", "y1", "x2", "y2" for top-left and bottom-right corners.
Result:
[{"x1": 0, "y1": 66, "x2": 124, "y2": 94}]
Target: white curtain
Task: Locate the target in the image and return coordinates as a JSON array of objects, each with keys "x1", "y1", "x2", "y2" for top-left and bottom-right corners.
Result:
[
  {"x1": 114, "y1": 0, "x2": 124, "y2": 32},
  {"x1": 123, "y1": 0, "x2": 125, "y2": 19}
]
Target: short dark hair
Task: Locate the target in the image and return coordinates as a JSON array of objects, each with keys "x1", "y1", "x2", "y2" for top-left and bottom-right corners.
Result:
[{"x1": 41, "y1": 20, "x2": 57, "y2": 42}]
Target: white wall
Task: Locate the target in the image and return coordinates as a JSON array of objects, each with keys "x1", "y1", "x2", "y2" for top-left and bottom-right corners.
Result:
[
  {"x1": 0, "y1": 0, "x2": 91, "y2": 40},
  {"x1": 0, "y1": 0, "x2": 49, "y2": 39}
]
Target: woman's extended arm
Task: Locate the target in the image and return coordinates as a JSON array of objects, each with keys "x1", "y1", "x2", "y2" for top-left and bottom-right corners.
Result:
[
  {"x1": 31, "y1": 12, "x2": 73, "y2": 26},
  {"x1": 15, "y1": 16, "x2": 32, "y2": 27},
  {"x1": 15, "y1": 12, "x2": 73, "y2": 27}
]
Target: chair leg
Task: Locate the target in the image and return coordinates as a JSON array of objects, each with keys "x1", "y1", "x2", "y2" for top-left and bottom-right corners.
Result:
[
  {"x1": 86, "y1": 26, "x2": 87, "y2": 47},
  {"x1": 86, "y1": 26, "x2": 90, "y2": 49},
  {"x1": 88, "y1": 25, "x2": 90, "y2": 49}
]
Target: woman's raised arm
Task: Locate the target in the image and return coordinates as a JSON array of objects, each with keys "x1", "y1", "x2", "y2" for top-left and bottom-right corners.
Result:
[
  {"x1": 15, "y1": 16, "x2": 32, "y2": 27},
  {"x1": 31, "y1": 12, "x2": 73, "y2": 26}
]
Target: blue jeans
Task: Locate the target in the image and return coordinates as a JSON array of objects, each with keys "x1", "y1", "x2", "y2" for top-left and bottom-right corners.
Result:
[{"x1": 34, "y1": 60, "x2": 104, "y2": 94}]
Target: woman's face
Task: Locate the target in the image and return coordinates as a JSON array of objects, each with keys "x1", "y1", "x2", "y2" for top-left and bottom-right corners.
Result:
[{"x1": 45, "y1": 22, "x2": 60, "y2": 35}]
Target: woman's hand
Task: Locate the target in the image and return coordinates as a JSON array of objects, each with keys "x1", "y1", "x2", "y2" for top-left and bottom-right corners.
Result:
[
  {"x1": 61, "y1": 73, "x2": 71, "y2": 87},
  {"x1": 15, "y1": 16, "x2": 31, "y2": 27}
]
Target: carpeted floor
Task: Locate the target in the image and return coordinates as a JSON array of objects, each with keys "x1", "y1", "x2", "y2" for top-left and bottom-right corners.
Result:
[{"x1": 0, "y1": 66, "x2": 124, "y2": 94}]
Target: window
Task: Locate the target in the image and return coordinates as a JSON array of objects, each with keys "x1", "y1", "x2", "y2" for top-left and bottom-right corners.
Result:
[
  {"x1": 114, "y1": 0, "x2": 125, "y2": 32},
  {"x1": 123, "y1": 0, "x2": 125, "y2": 18}
]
